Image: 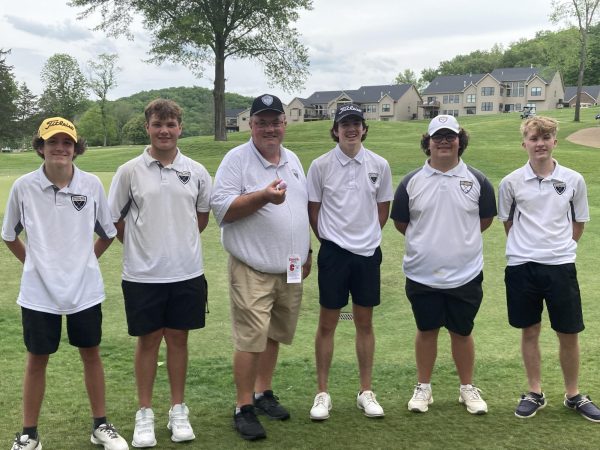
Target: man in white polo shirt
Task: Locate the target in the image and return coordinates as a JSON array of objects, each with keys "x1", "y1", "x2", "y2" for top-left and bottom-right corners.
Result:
[
  {"x1": 2, "y1": 117, "x2": 128, "y2": 450},
  {"x1": 498, "y1": 116, "x2": 600, "y2": 422},
  {"x1": 391, "y1": 115, "x2": 496, "y2": 416},
  {"x1": 108, "y1": 99, "x2": 211, "y2": 447},
  {"x1": 211, "y1": 94, "x2": 311, "y2": 441},
  {"x1": 306, "y1": 104, "x2": 392, "y2": 421}
]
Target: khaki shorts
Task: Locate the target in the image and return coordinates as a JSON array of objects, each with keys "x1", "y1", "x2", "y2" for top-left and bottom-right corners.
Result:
[{"x1": 229, "y1": 255, "x2": 303, "y2": 352}]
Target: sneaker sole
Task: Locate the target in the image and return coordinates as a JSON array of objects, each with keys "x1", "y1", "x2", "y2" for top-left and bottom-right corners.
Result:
[
  {"x1": 131, "y1": 438, "x2": 157, "y2": 448},
  {"x1": 408, "y1": 397, "x2": 433, "y2": 413},
  {"x1": 233, "y1": 421, "x2": 267, "y2": 440},
  {"x1": 309, "y1": 410, "x2": 330, "y2": 421},
  {"x1": 167, "y1": 422, "x2": 196, "y2": 442},
  {"x1": 459, "y1": 398, "x2": 488, "y2": 415}
]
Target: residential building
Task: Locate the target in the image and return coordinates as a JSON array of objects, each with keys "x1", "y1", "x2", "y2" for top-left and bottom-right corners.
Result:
[
  {"x1": 225, "y1": 108, "x2": 247, "y2": 132},
  {"x1": 421, "y1": 67, "x2": 564, "y2": 118},
  {"x1": 563, "y1": 85, "x2": 600, "y2": 107}
]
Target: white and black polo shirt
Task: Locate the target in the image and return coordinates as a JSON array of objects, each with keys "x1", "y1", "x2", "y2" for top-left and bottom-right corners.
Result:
[
  {"x1": 307, "y1": 144, "x2": 393, "y2": 257},
  {"x1": 498, "y1": 160, "x2": 589, "y2": 266},
  {"x1": 391, "y1": 159, "x2": 497, "y2": 289},
  {"x1": 108, "y1": 147, "x2": 212, "y2": 283},
  {"x1": 1, "y1": 165, "x2": 116, "y2": 314}
]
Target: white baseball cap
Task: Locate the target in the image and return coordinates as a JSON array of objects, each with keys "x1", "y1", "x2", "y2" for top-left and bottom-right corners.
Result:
[{"x1": 428, "y1": 115, "x2": 460, "y2": 135}]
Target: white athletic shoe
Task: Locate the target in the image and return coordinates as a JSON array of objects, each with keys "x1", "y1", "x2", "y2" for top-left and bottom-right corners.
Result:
[
  {"x1": 11, "y1": 434, "x2": 41, "y2": 450},
  {"x1": 167, "y1": 403, "x2": 195, "y2": 442},
  {"x1": 357, "y1": 390, "x2": 384, "y2": 417},
  {"x1": 91, "y1": 423, "x2": 129, "y2": 450},
  {"x1": 309, "y1": 392, "x2": 332, "y2": 421},
  {"x1": 459, "y1": 385, "x2": 488, "y2": 415},
  {"x1": 408, "y1": 384, "x2": 433, "y2": 413},
  {"x1": 132, "y1": 408, "x2": 156, "y2": 448}
]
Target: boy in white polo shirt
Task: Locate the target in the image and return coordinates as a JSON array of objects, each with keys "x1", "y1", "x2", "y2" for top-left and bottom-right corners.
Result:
[
  {"x1": 2, "y1": 117, "x2": 128, "y2": 450},
  {"x1": 498, "y1": 116, "x2": 600, "y2": 422},
  {"x1": 108, "y1": 99, "x2": 212, "y2": 446},
  {"x1": 391, "y1": 115, "x2": 496, "y2": 416},
  {"x1": 307, "y1": 104, "x2": 393, "y2": 421}
]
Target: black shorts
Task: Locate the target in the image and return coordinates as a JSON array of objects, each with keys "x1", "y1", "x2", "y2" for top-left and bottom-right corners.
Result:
[
  {"x1": 317, "y1": 239, "x2": 381, "y2": 309},
  {"x1": 405, "y1": 272, "x2": 483, "y2": 336},
  {"x1": 22, "y1": 304, "x2": 102, "y2": 355},
  {"x1": 505, "y1": 262, "x2": 584, "y2": 333},
  {"x1": 122, "y1": 275, "x2": 208, "y2": 336}
]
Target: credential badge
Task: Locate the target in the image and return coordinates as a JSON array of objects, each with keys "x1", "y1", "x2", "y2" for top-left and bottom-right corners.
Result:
[
  {"x1": 460, "y1": 180, "x2": 473, "y2": 194},
  {"x1": 369, "y1": 172, "x2": 379, "y2": 184},
  {"x1": 71, "y1": 195, "x2": 87, "y2": 211},
  {"x1": 177, "y1": 171, "x2": 191, "y2": 184},
  {"x1": 553, "y1": 181, "x2": 566, "y2": 195}
]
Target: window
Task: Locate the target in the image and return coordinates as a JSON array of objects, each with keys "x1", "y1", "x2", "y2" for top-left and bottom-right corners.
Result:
[
  {"x1": 506, "y1": 81, "x2": 525, "y2": 97},
  {"x1": 382, "y1": 103, "x2": 391, "y2": 112},
  {"x1": 466, "y1": 94, "x2": 476, "y2": 103},
  {"x1": 481, "y1": 102, "x2": 493, "y2": 111},
  {"x1": 443, "y1": 94, "x2": 459, "y2": 104},
  {"x1": 515, "y1": 103, "x2": 522, "y2": 111},
  {"x1": 481, "y1": 87, "x2": 495, "y2": 96},
  {"x1": 531, "y1": 87, "x2": 542, "y2": 96},
  {"x1": 466, "y1": 107, "x2": 476, "y2": 115},
  {"x1": 364, "y1": 104, "x2": 377, "y2": 113},
  {"x1": 427, "y1": 96, "x2": 437, "y2": 104}
]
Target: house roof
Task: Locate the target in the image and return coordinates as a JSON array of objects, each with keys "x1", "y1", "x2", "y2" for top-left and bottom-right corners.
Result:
[
  {"x1": 422, "y1": 74, "x2": 486, "y2": 94},
  {"x1": 225, "y1": 108, "x2": 247, "y2": 117},
  {"x1": 490, "y1": 67, "x2": 542, "y2": 82},
  {"x1": 303, "y1": 90, "x2": 345, "y2": 105},
  {"x1": 302, "y1": 84, "x2": 413, "y2": 105},
  {"x1": 564, "y1": 85, "x2": 600, "y2": 102}
]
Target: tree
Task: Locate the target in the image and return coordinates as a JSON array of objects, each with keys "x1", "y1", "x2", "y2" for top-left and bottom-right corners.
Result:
[
  {"x1": 71, "y1": 0, "x2": 312, "y2": 141},
  {"x1": 39, "y1": 53, "x2": 89, "y2": 120},
  {"x1": 551, "y1": 0, "x2": 600, "y2": 121},
  {"x1": 420, "y1": 68, "x2": 439, "y2": 85},
  {"x1": 78, "y1": 104, "x2": 119, "y2": 146},
  {"x1": 121, "y1": 114, "x2": 148, "y2": 145},
  {"x1": 14, "y1": 82, "x2": 41, "y2": 148},
  {"x1": 0, "y1": 49, "x2": 18, "y2": 147},
  {"x1": 87, "y1": 53, "x2": 120, "y2": 146}
]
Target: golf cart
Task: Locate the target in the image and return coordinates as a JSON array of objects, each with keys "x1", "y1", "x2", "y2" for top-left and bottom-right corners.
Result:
[{"x1": 520, "y1": 106, "x2": 536, "y2": 119}]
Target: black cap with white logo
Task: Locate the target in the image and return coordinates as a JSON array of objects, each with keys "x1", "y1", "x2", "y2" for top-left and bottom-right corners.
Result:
[
  {"x1": 250, "y1": 94, "x2": 285, "y2": 115},
  {"x1": 334, "y1": 104, "x2": 364, "y2": 122}
]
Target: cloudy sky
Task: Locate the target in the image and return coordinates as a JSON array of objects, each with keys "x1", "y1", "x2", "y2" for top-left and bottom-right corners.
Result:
[{"x1": 1, "y1": 0, "x2": 566, "y2": 103}]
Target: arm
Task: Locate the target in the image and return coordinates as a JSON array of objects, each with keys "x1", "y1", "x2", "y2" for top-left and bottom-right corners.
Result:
[
  {"x1": 197, "y1": 212, "x2": 210, "y2": 233},
  {"x1": 223, "y1": 179, "x2": 285, "y2": 223},
  {"x1": 4, "y1": 238, "x2": 26, "y2": 264},
  {"x1": 480, "y1": 217, "x2": 494, "y2": 233},
  {"x1": 503, "y1": 220, "x2": 513, "y2": 236},
  {"x1": 394, "y1": 221, "x2": 408, "y2": 235},
  {"x1": 573, "y1": 221, "x2": 585, "y2": 242},
  {"x1": 378, "y1": 201, "x2": 390, "y2": 229},
  {"x1": 302, "y1": 251, "x2": 312, "y2": 279},
  {"x1": 94, "y1": 237, "x2": 114, "y2": 259},
  {"x1": 308, "y1": 201, "x2": 321, "y2": 240},
  {"x1": 114, "y1": 219, "x2": 125, "y2": 243}
]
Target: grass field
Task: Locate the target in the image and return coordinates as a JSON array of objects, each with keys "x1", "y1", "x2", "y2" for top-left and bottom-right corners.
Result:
[{"x1": 2, "y1": 108, "x2": 600, "y2": 449}]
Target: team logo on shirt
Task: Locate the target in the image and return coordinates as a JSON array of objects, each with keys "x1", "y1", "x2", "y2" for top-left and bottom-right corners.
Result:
[
  {"x1": 177, "y1": 171, "x2": 191, "y2": 184},
  {"x1": 71, "y1": 195, "x2": 87, "y2": 211},
  {"x1": 460, "y1": 180, "x2": 473, "y2": 194},
  {"x1": 553, "y1": 181, "x2": 566, "y2": 195},
  {"x1": 369, "y1": 172, "x2": 379, "y2": 184},
  {"x1": 291, "y1": 169, "x2": 299, "y2": 179}
]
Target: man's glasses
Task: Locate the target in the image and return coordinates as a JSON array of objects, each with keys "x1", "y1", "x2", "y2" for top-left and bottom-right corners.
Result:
[
  {"x1": 431, "y1": 133, "x2": 458, "y2": 143},
  {"x1": 254, "y1": 120, "x2": 284, "y2": 129}
]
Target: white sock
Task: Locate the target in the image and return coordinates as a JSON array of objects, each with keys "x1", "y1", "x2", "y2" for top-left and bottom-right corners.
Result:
[
  {"x1": 418, "y1": 383, "x2": 431, "y2": 390},
  {"x1": 460, "y1": 384, "x2": 473, "y2": 390},
  {"x1": 254, "y1": 392, "x2": 264, "y2": 400}
]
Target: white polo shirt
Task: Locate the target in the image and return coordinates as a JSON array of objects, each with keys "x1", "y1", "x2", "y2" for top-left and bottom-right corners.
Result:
[
  {"x1": 108, "y1": 147, "x2": 212, "y2": 283},
  {"x1": 1, "y1": 165, "x2": 117, "y2": 314},
  {"x1": 498, "y1": 160, "x2": 589, "y2": 266},
  {"x1": 307, "y1": 144, "x2": 393, "y2": 256},
  {"x1": 211, "y1": 139, "x2": 310, "y2": 274},
  {"x1": 391, "y1": 159, "x2": 497, "y2": 289}
]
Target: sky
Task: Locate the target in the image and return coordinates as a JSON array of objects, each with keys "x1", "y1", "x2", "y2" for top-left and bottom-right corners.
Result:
[{"x1": 1, "y1": 0, "x2": 567, "y2": 104}]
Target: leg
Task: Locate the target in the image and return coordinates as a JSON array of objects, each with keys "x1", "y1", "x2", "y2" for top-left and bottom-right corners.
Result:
[
  {"x1": 353, "y1": 305, "x2": 375, "y2": 392},
  {"x1": 314, "y1": 307, "x2": 340, "y2": 392},
  {"x1": 415, "y1": 329, "x2": 439, "y2": 383},
  {"x1": 163, "y1": 328, "x2": 189, "y2": 405},
  {"x1": 255, "y1": 338, "x2": 280, "y2": 393},
  {"x1": 449, "y1": 331, "x2": 475, "y2": 385},
  {"x1": 521, "y1": 323, "x2": 542, "y2": 394},
  {"x1": 557, "y1": 331, "x2": 580, "y2": 398},
  {"x1": 234, "y1": 350, "x2": 260, "y2": 407},
  {"x1": 23, "y1": 353, "x2": 49, "y2": 427},
  {"x1": 135, "y1": 329, "x2": 164, "y2": 408},
  {"x1": 79, "y1": 346, "x2": 106, "y2": 418}
]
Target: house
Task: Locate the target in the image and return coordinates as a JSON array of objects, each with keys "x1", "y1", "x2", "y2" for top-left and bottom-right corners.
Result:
[
  {"x1": 421, "y1": 67, "x2": 565, "y2": 118},
  {"x1": 225, "y1": 108, "x2": 247, "y2": 132},
  {"x1": 285, "y1": 84, "x2": 422, "y2": 124},
  {"x1": 563, "y1": 85, "x2": 600, "y2": 107}
]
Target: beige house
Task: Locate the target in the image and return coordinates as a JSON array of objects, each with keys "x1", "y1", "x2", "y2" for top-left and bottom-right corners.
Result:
[
  {"x1": 421, "y1": 68, "x2": 564, "y2": 118},
  {"x1": 285, "y1": 84, "x2": 422, "y2": 123},
  {"x1": 563, "y1": 85, "x2": 600, "y2": 107}
]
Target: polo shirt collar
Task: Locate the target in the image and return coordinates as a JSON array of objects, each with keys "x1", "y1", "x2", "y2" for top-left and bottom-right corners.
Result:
[
  {"x1": 423, "y1": 159, "x2": 467, "y2": 178},
  {"x1": 249, "y1": 139, "x2": 288, "y2": 169},
  {"x1": 142, "y1": 146, "x2": 183, "y2": 168},
  {"x1": 37, "y1": 163, "x2": 81, "y2": 193},
  {"x1": 524, "y1": 159, "x2": 561, "y2": 181},
  {"x1": 334, "y1": 144, "x2": 365, "y2": 166}
]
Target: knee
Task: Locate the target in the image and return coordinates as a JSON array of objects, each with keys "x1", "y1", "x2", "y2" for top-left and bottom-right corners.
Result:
[{"x1": 164, "y1": 329, "x2": 189, "y2": 349}]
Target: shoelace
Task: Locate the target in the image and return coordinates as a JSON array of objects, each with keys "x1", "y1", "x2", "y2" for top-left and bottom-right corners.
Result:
[
  {"x1": 574, "y1": 396, "x2": 593, "y2": 408},
  {"x1": 136, "y1": 412, "x2": 154, "y2": 432},
  {"x1": 461, "y1": 386, "x2": 483, "y2": 401},
  {"x1": 362, "y1": 391, "x2": 378, "y2": 404},
  {"x1": 96, "y1": 424, "x2": 120, "y2": 439},
  {"x1": 12, "y1": 433, "x2": 32, "y2": 450},
  {"x1": 413, "y1": 386, "x2": 430, "y2": 401},
  {"x1": 522, "y1": 393, "x2": 543, "y2": 405},
  {"x1": 170, "y1": 410, "x2": 191, "y2": 428},
  {"x1": 314, "y1": 394, "x2": 328, "y2": 406}
]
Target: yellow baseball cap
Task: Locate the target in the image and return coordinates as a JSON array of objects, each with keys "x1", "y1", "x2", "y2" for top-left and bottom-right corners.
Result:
[{"x1": 38, "y1": 117, "x2": 78, "y2": 142}]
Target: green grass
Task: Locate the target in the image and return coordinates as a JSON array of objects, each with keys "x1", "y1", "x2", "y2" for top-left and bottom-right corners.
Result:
[{"x1": 2, "y1": 108, "x2": 600, "y2": 449}]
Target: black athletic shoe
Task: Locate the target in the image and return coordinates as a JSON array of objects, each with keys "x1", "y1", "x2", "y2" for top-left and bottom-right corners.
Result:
[
  {"x1": 564, "y1": 394, "x2": 600, "y2": 422},
  {"x1": 233, "y1": 405, "x2": 266, "y2": 441},
  {"x1": 254, "y1": 390, "x2": 291, "y2": 420},
  {"x1": 515, "y1": 392, "x2": 546, "y2": 418}
]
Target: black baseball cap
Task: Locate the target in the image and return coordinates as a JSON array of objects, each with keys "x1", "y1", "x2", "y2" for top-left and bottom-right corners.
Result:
[
  {"x1": 334, "y1": 104, "x2": 364, "y2": 122},
  {"x1": 250, "y1": 94, "x2": 285, "y2": 115}
]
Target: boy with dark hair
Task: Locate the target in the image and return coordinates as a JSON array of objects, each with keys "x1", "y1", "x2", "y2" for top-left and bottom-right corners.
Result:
[
  {"x1": 498, "y1": 116, "x2": 600, "y2": 422},
  {"x1": 3, "y1": 117, "x2": 128, "y2": 450}
]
